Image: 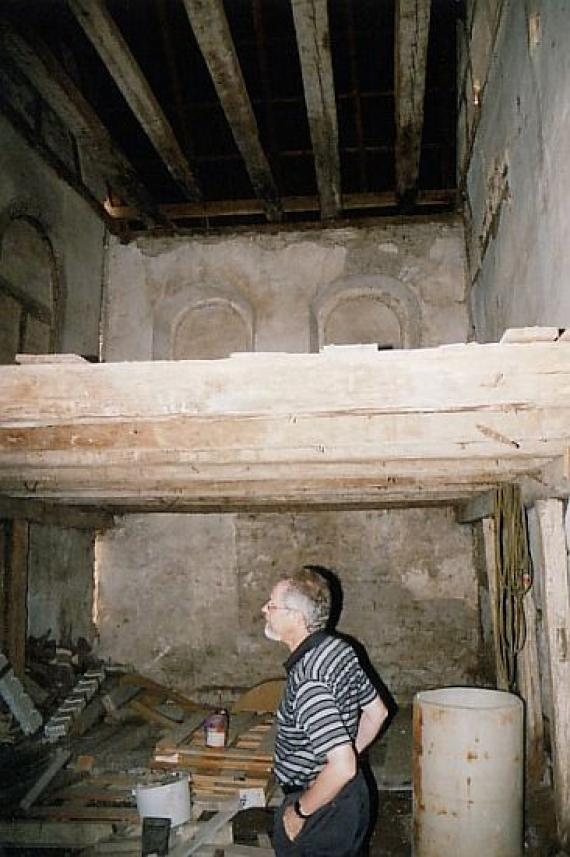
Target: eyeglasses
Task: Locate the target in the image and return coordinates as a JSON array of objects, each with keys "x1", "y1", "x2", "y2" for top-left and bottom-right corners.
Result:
[{"x1": 264, "y1": 602, "x2": 297, "y2": 612}]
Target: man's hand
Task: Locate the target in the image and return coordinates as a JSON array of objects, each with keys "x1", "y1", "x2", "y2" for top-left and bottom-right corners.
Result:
[{"x1": 283, "y1": 804, "x2": 305, "y2": 841}]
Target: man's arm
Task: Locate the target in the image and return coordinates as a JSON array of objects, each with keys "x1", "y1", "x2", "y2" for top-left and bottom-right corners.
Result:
[
  {"x1": 355, "y1": 695, "x2": 389, "y2": 754},
  {"x1": 282, "y1": 743, "x2": 356, "y2": 840}
]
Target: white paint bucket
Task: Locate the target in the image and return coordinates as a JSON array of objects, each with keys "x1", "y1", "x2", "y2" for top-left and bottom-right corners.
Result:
[{"x1": 135, "y1": 773, "x2": 191, "y2": 828}]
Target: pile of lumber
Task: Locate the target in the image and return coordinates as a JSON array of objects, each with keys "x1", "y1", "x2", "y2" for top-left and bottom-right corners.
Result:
[{"x1": 153, "y1": 712, "x2": 276, "y2": 807}]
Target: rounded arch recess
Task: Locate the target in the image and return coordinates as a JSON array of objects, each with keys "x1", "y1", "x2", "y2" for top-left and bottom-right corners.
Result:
[
  {"x1": 310, "y1": 275, "x2": 422, "y2": 352},
  {"x1": 152, "y1": 285, "x2": 255, "y2": 360}
]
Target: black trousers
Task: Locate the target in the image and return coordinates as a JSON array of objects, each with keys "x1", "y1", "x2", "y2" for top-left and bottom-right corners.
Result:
[{"x1": 272, "y1": 771, "x2": 370, "y2": 857}]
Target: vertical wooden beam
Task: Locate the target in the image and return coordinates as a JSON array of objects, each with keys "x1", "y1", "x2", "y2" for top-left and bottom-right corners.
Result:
[
  {"x1": 394, "y1": 0, "x2": 432, "y2": 204},
  {"x1": 182, "y1": 0, "x2": 281, "y2": 221},
  {"x1": 535, "y1": 499, "x2": 570, "y2": 847},
  {"x1": 4, "y1": 520, "x2": 29, "y2": 677},
  {"x1": 516, "y1": 582, "x2": 545, "y2": 787},
  {"x1": 481, "y1": 517, "x2": 508, "y2": 690},
  {"x1": 291, "y1": 0, "x2": 341, "y2": 219}
]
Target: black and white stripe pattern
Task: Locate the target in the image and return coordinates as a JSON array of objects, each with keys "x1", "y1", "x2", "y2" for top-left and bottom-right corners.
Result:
[{"x1": 274, "y1": 633, "x2": 377, "y2": 787}]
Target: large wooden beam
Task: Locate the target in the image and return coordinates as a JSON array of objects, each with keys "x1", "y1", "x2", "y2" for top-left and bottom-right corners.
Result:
[
  {"x1": 0, "y1": 339, "x2": 568, "y2": 506},
  {"x1": 68, "y1": 0, "x2": 201, "y2": 203},
  {"x1": 0, "y1": 23, "x2": 166, "y2": 229},
  {"x1": 395, "y1": 0, "x2": 432, "y2": 204},
  {"x1": 182, "y1": 0, "x2": 280, "y2": 221},
  {"x1": 291, "y1": 0, "x2": 341, "y2": 219},
  {"x1": 534, "y1": 499, "x2": 570, "y2": 847}
]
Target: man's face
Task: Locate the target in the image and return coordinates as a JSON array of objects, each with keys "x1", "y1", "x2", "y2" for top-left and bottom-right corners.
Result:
[{"x1": 261, "y1": 581, "x2": 297, "y2": 642}]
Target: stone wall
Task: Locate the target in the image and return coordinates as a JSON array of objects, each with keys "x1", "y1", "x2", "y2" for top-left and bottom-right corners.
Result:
[
  {"x1": 96, "y1": 509, "x2": 482, "y2": 701},
  {"x1": 459, "y1": 0, "x2": 570, "y2": 338},
  {"x1": 95, "y1": 215, "x2": 487, "y2": 701}
]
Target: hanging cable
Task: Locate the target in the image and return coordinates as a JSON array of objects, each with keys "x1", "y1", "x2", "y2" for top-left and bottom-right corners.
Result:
[{"x1": 493, "y1": 484, "x2": 533, "y2": 692}]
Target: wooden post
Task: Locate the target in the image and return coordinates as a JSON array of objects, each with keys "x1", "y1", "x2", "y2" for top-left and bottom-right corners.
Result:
[
  {"x1": 535, "y1": 499, "x2": 570, "y2": 847},
  {"x1": 481, "y1": 517, "x2": 509, "y2": 690},
  {"x1": 516, "y1": 581, "x2": 545, "y2": 786},
  {"x1": 4, "y1": 520, "x2": 29, "y2": 677}
]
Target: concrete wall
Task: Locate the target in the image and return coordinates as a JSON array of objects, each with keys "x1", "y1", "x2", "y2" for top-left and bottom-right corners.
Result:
[
  {"x1": 459, "y1": 0, "x2": 570, "y2": 338},
  {"x1": 96, "y1": 509, "x2": 481, "y2": 701},
  {"x1": 95, "y1": 215, "x2": 487, "y2": 701}
]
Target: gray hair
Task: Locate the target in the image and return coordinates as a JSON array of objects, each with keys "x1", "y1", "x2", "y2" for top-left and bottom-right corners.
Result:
[{"x1": 282, "y1": 569, "x2": 331, "y2": 632}]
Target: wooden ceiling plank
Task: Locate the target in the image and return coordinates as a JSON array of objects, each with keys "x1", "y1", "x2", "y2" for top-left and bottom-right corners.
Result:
[
  {"x1": 395, "y1": 0, "x2": 432, "y2": 203},
  {"x1": 68, "y1": 0, "x2": 201, "y2": 203},
  {"x1": 291, "y1": 0, "x2": 341, "y2": 219},
  {"x1": 181, "y1": 0, "x2": 281, "y2": 222},
  {"x1": 0, "y1": 23, "x2": 165, "y2": 229}
]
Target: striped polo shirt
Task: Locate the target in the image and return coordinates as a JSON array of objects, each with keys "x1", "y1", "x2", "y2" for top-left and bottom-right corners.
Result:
[{"x1": 274, "y1": 631, "x2": 378, "y2": 788}]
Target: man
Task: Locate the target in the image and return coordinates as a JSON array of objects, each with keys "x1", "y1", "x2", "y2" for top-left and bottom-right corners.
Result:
[{"x1": 262, "y1": 568, "x2": 388, "y2": 857}]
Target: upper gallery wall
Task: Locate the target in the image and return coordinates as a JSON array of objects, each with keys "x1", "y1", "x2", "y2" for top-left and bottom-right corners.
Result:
[{"x1": 459, "y1": 0, "x2": 570, "y2": 337}]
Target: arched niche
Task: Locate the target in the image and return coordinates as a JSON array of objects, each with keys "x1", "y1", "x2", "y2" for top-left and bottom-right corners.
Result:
[
  {"x1": 310, "y1": 275, "x2": 422, "y2": 352},
  {"x1": 0, "y1": 213, "x2": 61, "y2": 363},
  {"x1": 153, "y1": 286, "x2": 254, "y2": 360}
]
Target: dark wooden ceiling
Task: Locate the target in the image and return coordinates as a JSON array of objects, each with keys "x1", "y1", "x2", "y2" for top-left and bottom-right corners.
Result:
[{"x1": 0, "y1": 0, "x2": 459, "y2": 233}]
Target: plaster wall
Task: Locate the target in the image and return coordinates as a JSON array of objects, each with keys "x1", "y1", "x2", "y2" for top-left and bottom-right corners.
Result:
[
  {"x1": 0, "y1": 114, "x2": 105, "y2": 645},
  {"x1": 103, "y1": 215, "x2": 468, "y2": 359},
  {"x1": 0, "y1": 114, "x2": 105, "y2": 356},
  {"x1": 96, "y1": 509, "x2": 482, "y2": 701},
  {"x1": 460, "y1": 0, "x2": 570, "y2": 338}
]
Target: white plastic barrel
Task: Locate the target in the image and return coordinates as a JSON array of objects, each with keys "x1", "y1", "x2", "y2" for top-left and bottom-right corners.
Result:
[
  {"x1": 413, "y1": 687, "x2": 523, "y2": 857},
  {"x1": 135, "y1": 773, "x2": 191, "y2": 828}
]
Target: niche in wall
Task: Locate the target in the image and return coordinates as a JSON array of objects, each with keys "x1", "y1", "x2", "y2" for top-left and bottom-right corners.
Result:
[
  {"x1": 310, "y1": 275, "x2": 422, "y2": 351},
  {"x1": 0, "y1": 215, "x2": 60, "y2": 363},
  {"x1": 153, "y1": 286, "x2": 254, "y2": 360}
]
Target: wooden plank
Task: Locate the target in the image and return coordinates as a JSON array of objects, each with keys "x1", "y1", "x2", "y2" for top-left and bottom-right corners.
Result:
[
  {"x1": 291, "y1": 0, "x2": 340, "y2": 219},
  {"x1": 232, "y1": 680, "x2": 284, "y2": 713},
  {"x1": 481, "y1": 516, "x2": 508, "y2": 690},
  {"x1": 182, "y1": 0, "x2": 280, "y2": 222},
  {"x1": 534, "y1": 499, "x2": 570, "y2": 847},
  {"x1": 0, "y1": 22, "x2": 166, "y2": 228},
  {"x1": 155, "y1": 711, "x2": 207, "y2": 752},
  {"x1": 28, "y1": 805, "x2": 140, "y2": 823},
  {"x1": 0, "y1": 820, "x2": 114, "y2": 848},
  {"x1": 516, "y1": 583, "x2": 545, "y2": 787},
  {"x1": 168, "y1": 801, "x2": 240, "y2": 857},
  {"x1": 106, "y1": 188, "x2": 456, "y2": 222},
  {"x1": 68, "y1": 0, "x2": 201, "y2": 203},
  {"x1": 0, "y1": 496, "x2": 113, "y2": 530},
  {"x1": 20, "y1": 748, "x2": 71, "y2": 811},
  {"x1": 5, "y1": 519, "x2": 29, "y2": 678},
  {"x1": 395, "y1": 0, "x2": 432, "y2": 203}
]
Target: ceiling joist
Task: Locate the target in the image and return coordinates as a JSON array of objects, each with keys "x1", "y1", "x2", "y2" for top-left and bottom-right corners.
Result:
[
  {"x1": 182, "y1": 0, "x2": 281, "y2": 222},
  {"x1": 68, "y1": 0, "x2": 202, "y2": 203},
  {"x1": 0, "y1": 22, "x2": 166, "y2": 229},
  {"x1": 395, "y1": 0, "x2": 432, "y2": 204},
  {"x1": 291, "y1": 0, "x2": 341, "y2": 219}
]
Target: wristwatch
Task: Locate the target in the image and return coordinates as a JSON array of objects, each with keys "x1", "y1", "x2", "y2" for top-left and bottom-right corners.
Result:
[{"x1": 293, "y1": 798, "x2": 311, "y2": 820}]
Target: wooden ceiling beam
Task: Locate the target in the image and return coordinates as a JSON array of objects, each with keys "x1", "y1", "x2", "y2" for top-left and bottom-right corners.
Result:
[
  {"x1": 395, "y1": 0, "x2": 432, "y2": 204},
  {"x1": 68, "y1": 0, "x2": 201, "y2": 203},
  {"x1": 291, "y1": 0, "x2": 341, "y2": 219},
  {"x1": 0, "y1": 23, "x2": 166, "y2": 229},
  {"x1": 181, "y1": 0, "x2": 281, "y2": 222}
]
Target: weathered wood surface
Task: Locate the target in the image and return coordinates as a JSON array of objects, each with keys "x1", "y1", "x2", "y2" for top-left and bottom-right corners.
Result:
[
  {"x1": 182, "y1": 0, "x2": 280, "y2": 222},
  {"x1": 534, "y1": 499, "x2": 570, "y2": 847},
  {"x1": 0, "y1": 339, "x2": 569, "y2": 507},
  {"x1": 68, "y1": 0, "x2": 201, "y2": 203},
  {"x1": 291, "y1": 0, "x2": 340, "y2": 218},
  {"x1": 481, "y1": 517, "x2": 509, "y2": 690},
  {"x1": 395, "y1": 0, "x2": 431, "y2": 202},
  {"x1": 0, "y1": 22, "x2": 166, "y2": 228},
  {"x1": 516, "y1": 583, "x2": 545, "y2": 787}
]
